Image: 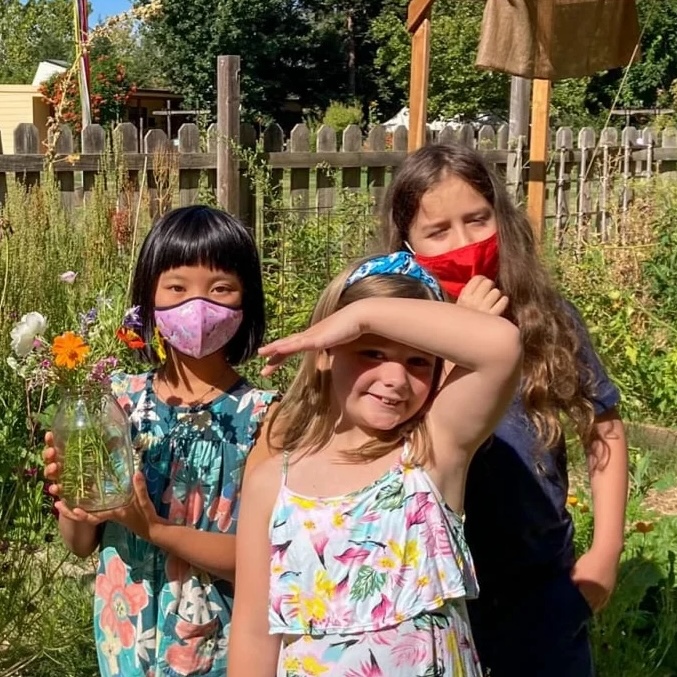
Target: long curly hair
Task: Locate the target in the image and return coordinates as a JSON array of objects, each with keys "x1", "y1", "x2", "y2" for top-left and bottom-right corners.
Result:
[{"x1": 381, "y1": 143, "x2": 597, "y2": 449}]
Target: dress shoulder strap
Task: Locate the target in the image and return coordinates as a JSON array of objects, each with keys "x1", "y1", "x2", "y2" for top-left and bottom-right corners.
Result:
[{"x1": 281, "y1": 450, "x2": 291, "y2": 485}]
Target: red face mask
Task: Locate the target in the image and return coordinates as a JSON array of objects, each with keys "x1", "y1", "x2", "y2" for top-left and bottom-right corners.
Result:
[{"x1": 413, "y1": 233, "x2": 499, "y2": 299}]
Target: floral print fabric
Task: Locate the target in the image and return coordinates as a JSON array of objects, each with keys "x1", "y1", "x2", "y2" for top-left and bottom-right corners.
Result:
[
  {"x1": 94, "y1": 371, "x2": 275, "y2": 677},
  {"x1": 269, "y1": 452, "x2": 482, "y2": 676}
]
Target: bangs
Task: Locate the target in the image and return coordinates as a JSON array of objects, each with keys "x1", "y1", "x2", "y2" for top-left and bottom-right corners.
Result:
[{"x1": 151, "y1": 207, "x2": 252, "y2": 278}]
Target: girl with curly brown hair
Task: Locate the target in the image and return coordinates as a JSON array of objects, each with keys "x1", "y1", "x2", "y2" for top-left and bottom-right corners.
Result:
[{"x1": 380, "y1": 143, "x2": 628, "y2": 677}]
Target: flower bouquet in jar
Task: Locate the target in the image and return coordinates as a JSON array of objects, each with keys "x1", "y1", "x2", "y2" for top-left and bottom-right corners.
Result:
[{"x1": 7, "y1": 296, "x2": 149, "y2": 512}]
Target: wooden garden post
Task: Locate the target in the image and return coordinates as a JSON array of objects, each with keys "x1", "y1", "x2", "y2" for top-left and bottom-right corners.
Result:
[
  {"x1": 526, "y1": 0, "x2": 555, "y2": 242},
  {"x1": 217, "y1": 55, "x2": 241, "y2": 216},
  {"x1": 407, "y1": 0, "x2": 435, "y2": 151}
]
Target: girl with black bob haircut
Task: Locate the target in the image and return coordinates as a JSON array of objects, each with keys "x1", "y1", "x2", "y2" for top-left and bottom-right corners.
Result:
[
  {"x1": 132, "y1": 204, "x2": 266, "y2": 365},
  {"x1": 43, "y1": 205, "x2": 277, "y2": 676}
]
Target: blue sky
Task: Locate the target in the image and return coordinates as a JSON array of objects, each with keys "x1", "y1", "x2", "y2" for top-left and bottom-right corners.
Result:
[{"x1": 90, "y1": 0, "x2": 132, "y2": 24}]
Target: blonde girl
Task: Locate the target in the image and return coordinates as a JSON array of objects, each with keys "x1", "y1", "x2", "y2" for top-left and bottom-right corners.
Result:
[{"x1": 228, "y1": 252, "x2": 522, "y2": 676}]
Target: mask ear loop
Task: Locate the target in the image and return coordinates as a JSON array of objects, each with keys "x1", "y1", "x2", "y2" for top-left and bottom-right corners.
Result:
[{"x1": 403, "y1": 241, "x2": 415, "y2": 254}]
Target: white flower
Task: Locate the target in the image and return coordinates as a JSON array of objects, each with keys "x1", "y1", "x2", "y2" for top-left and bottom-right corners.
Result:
[
  {"x1": 10, "y1": 312, "x2": 47, "y2": 357},
  {"x1": 59, "y1": 271, "x2": 78, "y2": 284}
]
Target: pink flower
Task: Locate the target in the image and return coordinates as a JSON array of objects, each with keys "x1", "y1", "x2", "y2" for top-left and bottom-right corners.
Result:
[
  {"x1": 96, "y1": 554, "x2": 149, "y2": 648},
  {"x1": 370, "y1": 594, "x2": 393, "y2": 626},
  {"x1": 165, "y1": 617, "x2": 218, "y2": 674},
  {"x1": 207, "y1": 495, "x2": 233, "y2": 532},
  {"x1": 344, "y1": 651, "x2": 384, "y2": 677},
  {"x1": 163, "y1": 483, "x2": 204, "y2": 526},
  {"x1": 391, "y1": 630, "x2": 432, "y2": 667},
  {"x1": 404, "y1": 492, "x2": 434, "y2": 528}
]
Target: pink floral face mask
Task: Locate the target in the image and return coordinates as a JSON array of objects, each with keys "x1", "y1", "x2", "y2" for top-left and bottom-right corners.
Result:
[{"x1": 154, "y1": 298, "x2": 243, "y2": 359}]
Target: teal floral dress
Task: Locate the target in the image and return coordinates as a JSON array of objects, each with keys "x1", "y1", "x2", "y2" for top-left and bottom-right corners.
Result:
[
  {"x1": 94, "y1": 371, "x2": 276, "y2": 677},
  {"x1": 269, "y1": 447, "x2": 482, "y2": 676}
]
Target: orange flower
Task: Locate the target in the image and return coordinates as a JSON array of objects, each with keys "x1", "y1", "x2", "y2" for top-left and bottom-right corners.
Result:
[
  {"x1": 116, "y1": 327, "x2": 145, "y2": 350},
  {"x1": 51, "y1": 332, "x2": 90, "y2": 369},
  {"x1": 635, "y1": 521, "x2": 654, "y2": 534},
  {"x1": 566, "y1": 495, "x2": 579, "y2": 507}
]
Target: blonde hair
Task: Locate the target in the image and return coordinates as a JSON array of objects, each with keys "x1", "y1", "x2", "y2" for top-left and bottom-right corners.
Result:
[
  {"x1": 381, "y1": 144, "x2": 597, "y2": 449},
  {"x1": 268, "y1": 257, "x2": 444, "y2": 464}
]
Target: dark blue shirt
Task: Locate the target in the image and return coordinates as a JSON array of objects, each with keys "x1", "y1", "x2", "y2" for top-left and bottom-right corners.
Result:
[{"x1": 463, "y1": 301, "x2": 620, "y2": 591}]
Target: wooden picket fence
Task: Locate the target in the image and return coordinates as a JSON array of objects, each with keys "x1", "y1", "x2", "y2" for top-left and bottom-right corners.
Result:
[{"x1": 1, "y1": 119, "x2": 677, "y2": 243}]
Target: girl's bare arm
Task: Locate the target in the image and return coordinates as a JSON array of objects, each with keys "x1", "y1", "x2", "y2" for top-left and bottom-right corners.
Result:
[{"x1": 228, "y1": 456, "x2": 282, "y2": 677}]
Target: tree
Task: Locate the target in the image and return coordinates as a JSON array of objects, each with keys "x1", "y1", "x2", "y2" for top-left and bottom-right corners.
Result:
[
  {"x1": 371, "y1": 0, "x2": 509, "y2": 121},
  {"x1": 138, "y1": 0, "x2": 320, "y2": 119},
  {"x1": 585, "y1": 0, "x2": 677, "y2": 114},
  {"x1": 0, "y1": 0, "x2": 74, "y2": 84},
  {"x1": 137, "y1": 0, "x2": 393, "y2": 121},
  {"x1": 301, "y1": 0, "x2": 387, "y2": 109},
  {"x1": 88, "y1": 21, "x2": 168, "y2": 90}
]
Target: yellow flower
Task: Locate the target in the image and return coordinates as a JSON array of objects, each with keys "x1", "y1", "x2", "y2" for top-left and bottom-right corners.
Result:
[
  {"x1": 303, "y1": 519, "x2": 316, "y2": 530},
  {"x1": 300, "y1": 656, "x2": 329, "y2": 675},
  {"x1": 332, "y1": 512, "x2": 345, "y2": 527},
  {"x1": 417, "y1": 575, "x2": 430, "y2": 587},
  {"x1": 51, "y1": 331, "x2": 89, "y2": 369},
  {"x1": 377, "y1": 556, "x2": 395, "y2": 569},
  {"x1": 566, "y1": 495, "x2": 579, "y2": 507},
  {"x1": 314, "y1": 570, "x2": 335, "y2": 598},
  {"x1": 153, "y1": 327, "x2": 166, "y2": 362},
  {"x1": 283, "y1": 656, "x2": 301, "y2": 671},
  {"x1": 301, "y1": 595, "x2": 327, "y2": 622},
  {"x1": 389, "y1": 539, "x2": 420, "y2": 567}
]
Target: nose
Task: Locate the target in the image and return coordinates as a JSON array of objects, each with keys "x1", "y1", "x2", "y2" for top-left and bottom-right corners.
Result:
[
  {"x1": 454, "y1": 224, "x2": 473, "y2": 248},
  {"x1": 379, "y1": 360, "x2": 409, "y2": 389}
]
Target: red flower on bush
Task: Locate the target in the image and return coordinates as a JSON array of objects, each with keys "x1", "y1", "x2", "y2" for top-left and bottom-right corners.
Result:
[{"x1": 39, "y1": 56, "x2": 136, "y2": 132}]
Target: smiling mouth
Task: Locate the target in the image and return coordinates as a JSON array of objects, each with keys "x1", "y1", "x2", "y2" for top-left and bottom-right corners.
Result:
[{"x1": 368, "y1": 393, "x2": 403, "y2": 407}]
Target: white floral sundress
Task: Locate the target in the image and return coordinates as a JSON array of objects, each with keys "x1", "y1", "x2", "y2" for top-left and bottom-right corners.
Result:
[
  {"x1": 94, "y1": 371, "x2": 276, "y2": 677},
  {"x1": 268, "y1": 447, "x2": 482, "y2": 676}
]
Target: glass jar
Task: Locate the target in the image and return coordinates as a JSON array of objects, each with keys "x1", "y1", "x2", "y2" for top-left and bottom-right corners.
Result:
[{"x1": 52, "y1": 385, "x2": 135, "y2": 512}]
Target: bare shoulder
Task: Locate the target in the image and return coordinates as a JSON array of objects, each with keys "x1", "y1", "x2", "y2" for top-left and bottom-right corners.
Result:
[{"x1": 244, "y1": 451, "x2": 284, "y2": 496}]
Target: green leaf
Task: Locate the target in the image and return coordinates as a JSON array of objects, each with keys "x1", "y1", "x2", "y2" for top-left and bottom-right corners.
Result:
[
  {"x1": 413, "y1": 611, "x2": 451, "y2": 631},
  {"x1": 372, "y1": 481, "x2": 405, "y2": 511},
  {"x1": 349, "y1": 566, "x2": 386, "y2": 601}
]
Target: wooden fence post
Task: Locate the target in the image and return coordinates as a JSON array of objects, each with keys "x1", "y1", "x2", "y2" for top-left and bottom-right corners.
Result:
[
  {"x1": 262, "y1": 123, "x2": 284, "y2": 214},
  {"x1": 14, "y1": 123, "x2": 40, "y2": 188},
  {"x1": 145, "y1": 128, "x2": 172, "y2": 217},
  {"x1": 554, "y1": 127, "x2": 573, "y2": 248},
  {"x1": 206, "y1": 123, "x2": 218, "y2": 199},
  {"x1": 316, "y1": 125, "x2": 337, "y2": 213},
  {"x1": 577, "y1": 127, "x2": 595, "y2": 247},
  {"x1": 239, "y1": 122, "x2": 257, "y2": 229},
  {"x1": 216, "y1": 55, "x2": 240, "y2": 216},
  {"x1": 367, "y1": 125, "x2": 387, "y2": 212},
  {"x1": 342, "y1": 125, "x2": 362, "y2": 193},
  {"x1": 178, "y1": 123, "x2": 201, "y2": 207},
  {"x1": 289, "y1": 123, "x2": 310, "y2": 216},
  {"x1": 599, "y1": 127, "x2": 618, "y2": 240},
  {"x1": 660, "y1": 127, "x2": 677, "y2": 177},
  {"x1": 82, "y1": 124, "x2": 105, "y2": 204},
  {"x1": 114, "y1": 122, "x2": 140, "y2": 221},
  {"x1": 50, "y1": 125, "x2": 75, "y2": 211}
]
